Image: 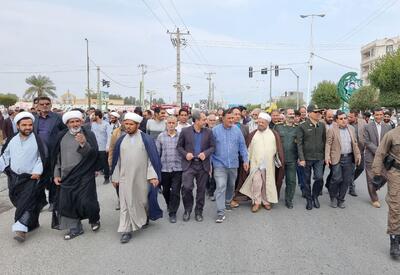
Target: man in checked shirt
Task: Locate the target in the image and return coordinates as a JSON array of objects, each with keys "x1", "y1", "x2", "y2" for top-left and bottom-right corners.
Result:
[{"x1": 156, "y1": 115, "x2": 183, "y2": 223}]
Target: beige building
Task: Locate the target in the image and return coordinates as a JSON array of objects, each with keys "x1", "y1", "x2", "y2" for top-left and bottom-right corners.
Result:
[{"x1": 361, "y1": 36, "x2": 400, "y2": 84}]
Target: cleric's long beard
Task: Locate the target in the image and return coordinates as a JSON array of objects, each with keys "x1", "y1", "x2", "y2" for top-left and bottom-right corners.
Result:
[{"x1": 69, "y1": 126, "x2": 81, "y2": 135}]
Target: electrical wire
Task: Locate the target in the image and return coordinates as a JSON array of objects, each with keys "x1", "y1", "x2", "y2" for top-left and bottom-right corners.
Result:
[
  {"x1": 141, "y1": 0, "x2": 169, "y2": 30},
  {"x1": 313, "y1": 53, "x2": 359, "y2": 71},
  {"x1": 336, "y1": 0, "x2": 399, "y2": 42}
]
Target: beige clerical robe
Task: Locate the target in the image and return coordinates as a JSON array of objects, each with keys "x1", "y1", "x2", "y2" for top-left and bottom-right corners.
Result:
[
  {"x1": 112, "y1": 132, "x2": 158, "y2": 232},
  {"x1": 240, "y1": 128, "x2": 278, "y2": 203}
]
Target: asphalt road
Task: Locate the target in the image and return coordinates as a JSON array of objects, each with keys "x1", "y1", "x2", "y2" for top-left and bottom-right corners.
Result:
[{"x1": 0, "y1": 173, "x2": 399, "y2": 274}]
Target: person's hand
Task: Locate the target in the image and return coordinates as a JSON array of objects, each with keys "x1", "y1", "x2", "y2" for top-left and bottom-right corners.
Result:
[
  {"x1": 243, "y1": 162, "x2": 249, "y2": 172},
  {"x1": 298, "y1": 160, "x2": 306, "y2": 167},
  {"x1": 95, "y1": 171, "x2": 100, "y2": 177},
  {"x1": 325, "y1": 159, "x2": 331, "y2": 166},
  {"x1": 31, "y1": 174, "x2": 41, "y2": 180},
  {"x1": 356, "y1": 158, "x2": 361, "y2": 166},
  {"x1": 198, "y1": 152, "x2": 206, "y2": 161},
  {"x1": 112, "y1": 181, "x2": 119, "y2": 188},
  {"x1": 75, "y1": 133, "x2": 86, "y2": 146},
  {"x1": 54, "y1": 176, "x2": 62, "y2": 186},
  {"x1": 149, "y1": 178, "x2": 159, "y2": 187},
  {"x1": 186, "y1": 153, "x2": 194, "y2": 161}
]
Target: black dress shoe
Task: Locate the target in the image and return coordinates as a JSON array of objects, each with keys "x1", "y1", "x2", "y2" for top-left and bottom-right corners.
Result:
[
  {"x1": 120, "y1": 233, "x2": 132, "y2": 244},
  {"x1": 169, "y1": 215, "x2": 177, "y2": 223},
  {"x1": 183, "y1": 211, "x2": 191, "y2": 222},
  {"x1": 349, "y1": 188, "x2": 358, "y2": 197},
  {"x1": 285, "y1": 201, "x2": 293, "y2": 209},
  {"x1": 91, "y1": 221, "x2": 101, "y2": 231},
  {"x1": 195, "y1": 213, "x2": 203, "y2": 222},
  {"x1": 306, "y1": 199, "x2": 313, "y2": 210},
  {"x1": 313, "y1": 197, "x2": 320, "y2": 208}
]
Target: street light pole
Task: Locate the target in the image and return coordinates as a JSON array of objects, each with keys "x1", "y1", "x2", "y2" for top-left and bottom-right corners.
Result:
[
  {"x1": 85, "y1": 38, "x2": 91, "y2": 108},
  {"x1": 300, "y1": 14, "x2": 325, "y2": 105}
]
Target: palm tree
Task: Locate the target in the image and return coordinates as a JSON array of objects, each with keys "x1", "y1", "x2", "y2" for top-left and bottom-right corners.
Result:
[{"x1": 24, "y1": 75, "x2": 57, "y2": 100}]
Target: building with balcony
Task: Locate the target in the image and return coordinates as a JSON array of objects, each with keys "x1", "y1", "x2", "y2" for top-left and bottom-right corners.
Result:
[{"x1": 361, "y1": 36, "x2": 400, "y2": 84}]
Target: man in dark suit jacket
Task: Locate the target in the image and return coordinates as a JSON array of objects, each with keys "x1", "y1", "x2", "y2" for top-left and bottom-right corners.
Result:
[
  {"x1": 364, "y1": 108, "x2": 391, "y2": 208},
  {"x1": 34, "y1": 96, "x2": 66, "y2": 210},
  {"x1": 2, "y1": 109, "x2": 17, "y2": 142},
  {"x1": 177, "y1": 110, "x2": 215, "y2": 222}
]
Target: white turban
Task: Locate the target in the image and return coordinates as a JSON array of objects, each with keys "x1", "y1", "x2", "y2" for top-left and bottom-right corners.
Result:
[
  {"x1": 258, "y1": 112, "x2": 271, "y2": 122},
  {"x1": 110, "y1": 111, "x2": 120, "y2": 119},
  {"x1": 62, "y1": 110, "x2": 83, "y2": 124},
  {"x1": 14, "y1": 111, "x2": 35, "y2": 124},
  {"x1": 123, "y1": 112, "x2": 143, "y2": 123}
]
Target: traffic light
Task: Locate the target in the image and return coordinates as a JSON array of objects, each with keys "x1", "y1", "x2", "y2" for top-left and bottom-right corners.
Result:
[
  {"x1": 274, "y1": 65, "x2": 279, "y2": 77},
  {"x1": 102, "y1": 79, "x2": 110, "y2": 88},
  {"x1": 248, "y1": 66, "x2": 253, "y2": 78},
  {"x1": 261, "y1": 68, "x2": 268, "y2": 75}
]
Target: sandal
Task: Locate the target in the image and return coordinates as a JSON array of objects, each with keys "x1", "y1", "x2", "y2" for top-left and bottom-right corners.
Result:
[{"x1": 64, "y1": 229, "x2": 84, "y2": 240}]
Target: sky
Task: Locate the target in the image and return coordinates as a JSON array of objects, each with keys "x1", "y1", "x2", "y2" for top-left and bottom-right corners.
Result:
[{"x1": 0, "y1": 0, "x2": 399, "y2": 106}]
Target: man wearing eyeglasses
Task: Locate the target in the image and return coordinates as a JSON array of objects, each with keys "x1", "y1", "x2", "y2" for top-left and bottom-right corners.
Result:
[
  {"x1": 325, "y1": 111, "x2": 361, "y2": 208},
  {"x1": 34, "y1": 96, "x2": 66, "y2": 211},
  {"x1": 297, "y1": 104, "x2": 326, "y2": 210}
]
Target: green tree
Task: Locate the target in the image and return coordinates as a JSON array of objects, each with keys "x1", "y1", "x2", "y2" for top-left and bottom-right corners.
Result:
[
  {"x1": 245, "y1": 104, "x2": 261, "y2": 111},
  {"x1": 24, "y1": 75, "x2": 57, "y2": 100},
  {"x1": 0, "y1": 93, "x2": 18, "y2": 107},
  {"x1": 311, "y1": 80, "x2": 341, "y2": 109},
  {"x1": 348, "y1": 85, "x2": 379, "y2": 111},
  {"x1": 368, "y1": 49, "x2": 400, "y2": 109}
]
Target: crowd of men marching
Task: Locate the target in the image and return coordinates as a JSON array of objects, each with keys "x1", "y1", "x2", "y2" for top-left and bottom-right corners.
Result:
[{"x1": 1, "y1": 96, "x2": 400, "y2": 256}]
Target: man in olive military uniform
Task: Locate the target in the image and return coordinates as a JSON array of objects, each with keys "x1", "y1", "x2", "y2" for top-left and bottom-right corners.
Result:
[
  {"x1": 275, "y1": 108, "x2": 298, "y2": 209},
  {"x1": 297, "y1": 104, "x2": 326, "y2": 210},
  {"x1": 372, "y1": 126, "x2": 400, "y2": 257}
]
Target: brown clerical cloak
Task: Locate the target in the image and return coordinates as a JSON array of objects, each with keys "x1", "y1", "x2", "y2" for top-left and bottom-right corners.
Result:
[{"x1": 233, "y1": 128, "x2": 285, "y2": 201}]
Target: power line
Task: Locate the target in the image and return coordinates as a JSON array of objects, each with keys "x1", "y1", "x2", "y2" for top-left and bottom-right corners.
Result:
[
  {"x1": 141, "y1": 0, "x2": 168, "y2": 30},
  {"x1": 313, "y1": 53, "x2": 359, "y2": 71},
  {"x1": 157, "y1": 0, "x2": 177, "y2": 29},
  {"x1": 336, "y1": 0, "x2": 399, "y2": 42},
  {"x1": 0, "y1": 69, "x2": 90, "y2": 74},
  {"x1": 90, "y1": 58, "x2": 138, "y2": 89}
]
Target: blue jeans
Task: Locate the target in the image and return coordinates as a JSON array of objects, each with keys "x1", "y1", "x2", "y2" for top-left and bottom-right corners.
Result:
[
  {"x1": 296, "y1": 164, "x2": 305, "y2": 191},
  {"x1": 303, "y1": 160, "x2": 324, "y2": 199},
  {"x1": 214, "y1": 167, "x2": 238, "y2": 215}
]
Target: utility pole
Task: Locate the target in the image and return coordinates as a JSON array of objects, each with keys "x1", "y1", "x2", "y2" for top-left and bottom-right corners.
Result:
[
  {"x1": 138, "y1": 64, "x2": 147, "y2": 108},
  {"x1": 168, "y1": 28, "x2": 190, "y2": 107},
  {"x1": 205, "y1": 72, "x2": 216, "y2": 110},
  {"x1": 269, "y1": 63, "x2": 273, "y2": 105},
  {"x1": 211, "y1": 83, "x2": 215, "y2": 110},
  {"x1": 85, "y1": 38, "x2": 91, "y2": 108},
  {"x1": 146, "y1": 90, "x2": 156, "y2": 108},
  {"x1": 300, "y1": 14, "x2": 325, "y2": 104},
  {"x1": 96, "y1": 66, "x2": 102, "y2": 111}
]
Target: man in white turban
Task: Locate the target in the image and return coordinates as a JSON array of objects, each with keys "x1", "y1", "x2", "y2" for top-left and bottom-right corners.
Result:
[
  {"x1": 52, "y1": 110, "x2": 101, "y2": 240},
  {"x1": 111, "y1": 112, "x2": 162, "y2": 244},
  {"x1": 239, "y1": 112, "x2": 285, "y2": 212},
  {"x1": 0, "y1": 112, "x2": 47, "y2": 242}
]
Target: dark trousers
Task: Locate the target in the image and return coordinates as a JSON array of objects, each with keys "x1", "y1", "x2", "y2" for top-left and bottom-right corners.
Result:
[
  {"x1": 40, "y1": 177, "x2": 56, "y2": 205},
  {"x1": 303, "y1": 160, "x2": 324, "y2": 200},
  {"x1": 98, "y1": 151, "x2": 110, "y2": 179},
  {"x1": 181, "y1": 163, "x2": 209, "y2": 215},
  {"x1": 296, "y1": 164, "x2": 305, "y2": 191},
  {"x1": 284, "y1": 162, "x2": 297, "y2": 203},
  {"x1": 206, "y1": 170, "x2": 216, "y2": 196},
  {"x1": 323, "y1": 164, "x2": 333, "y2": 190},
  {"x1": 161, "y1": 171, "x2": 183, "y2": 216},
  {"x1": 329, "y1": 155, "x2": 355, "y2": 202},
  {"x1": 352, "y1": 153, "x2": 364, "y2": 187}
]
